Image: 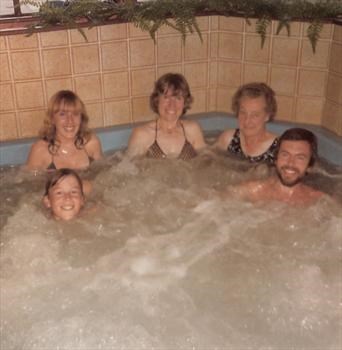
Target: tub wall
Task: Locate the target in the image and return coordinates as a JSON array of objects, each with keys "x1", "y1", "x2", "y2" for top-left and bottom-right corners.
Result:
[{"x1": 0, "y1": 16, "x2": 341, "y2": 142}]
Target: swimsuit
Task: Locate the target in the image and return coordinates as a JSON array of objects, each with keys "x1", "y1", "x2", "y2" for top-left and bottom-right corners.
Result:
[
  {"x1": 47, "y1": 149, "x2": 94, "y2": 170},
  {"x1": 147, "y1": 121, "x2": 197, "y2": 161},
  {"x1": 227, "y1": 129, "x2": 278, "y2": 164}
]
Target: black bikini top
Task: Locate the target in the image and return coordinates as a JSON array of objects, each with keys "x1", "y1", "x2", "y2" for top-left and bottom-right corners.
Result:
[
  {"x1": 227, "y1": 129, "x2": 278, "y2": 164},
  {"x1": 47, "y1": 148, "x2": 94, "y2": 170}
]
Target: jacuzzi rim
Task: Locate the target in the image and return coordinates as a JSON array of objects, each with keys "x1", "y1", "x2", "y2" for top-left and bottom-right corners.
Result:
[{"x1": 0, "y1": 112, "x2": 341, "y2": 167}]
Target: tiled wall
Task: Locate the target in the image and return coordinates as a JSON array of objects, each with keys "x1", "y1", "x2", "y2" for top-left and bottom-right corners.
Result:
[
  {"x1": 0, "y1": 16, "x2": 341, "y2": 141},
  {"x1": 322, "y1": 24, "x2": 342, "y2": 135}
]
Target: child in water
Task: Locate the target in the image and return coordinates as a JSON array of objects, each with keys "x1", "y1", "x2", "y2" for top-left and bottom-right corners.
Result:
[{"x1": 43, "y1": 168, "x2": 85, "y2": 221}]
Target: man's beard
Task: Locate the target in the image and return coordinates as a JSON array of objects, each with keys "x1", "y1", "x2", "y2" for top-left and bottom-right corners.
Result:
[{"x1": 276, "y1": 166, "x2": 306, "y2": 187}]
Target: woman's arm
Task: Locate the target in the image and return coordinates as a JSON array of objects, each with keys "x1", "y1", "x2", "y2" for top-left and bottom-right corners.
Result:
[
  {"x1": 25, "y1": 140, "x2": 51, "y2": 170},
  {"x1": 184, "y1": 120, "x2": 207, "y2": 151},
  {"x1": 212, "y1": 129, "x2": 235, "y2": 152},
  {"x1": 126, "y1": 126, "x2": 152, "y2": 158},
  {"x1": 86, "y1": 133, "x2": 103, "y2": 160}
]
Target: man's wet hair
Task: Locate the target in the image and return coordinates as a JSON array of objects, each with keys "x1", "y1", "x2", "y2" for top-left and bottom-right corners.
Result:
[{"x1": 276, "y1": 128, "x2": 318, "y2": 167}]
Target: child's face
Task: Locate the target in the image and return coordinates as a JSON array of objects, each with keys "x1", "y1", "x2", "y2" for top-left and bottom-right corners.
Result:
[{"x1": 44, "y1": 175, "x2": 84, "y2": 221}]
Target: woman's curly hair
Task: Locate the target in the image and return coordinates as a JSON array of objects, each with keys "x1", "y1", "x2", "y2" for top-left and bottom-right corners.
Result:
[
  {"x1": 232, "y1": 82, "x2": 277, "y2": 121},
  {"x1": 39, "y1": 90, "x2": 91, "y2": 154},
  {"x1": 150, "y1": 73, "x2": 193, "y2": 116}
]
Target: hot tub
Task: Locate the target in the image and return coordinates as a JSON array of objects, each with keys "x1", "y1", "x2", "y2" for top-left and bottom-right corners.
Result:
[{"x1": 1, "y1": 112, "x2": 342, "y2": 167}]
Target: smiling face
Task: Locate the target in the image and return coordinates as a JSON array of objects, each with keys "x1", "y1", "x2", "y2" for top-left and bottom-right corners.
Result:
[
  {"x1": 158, "y1": 89, "x2": 185, "y2": 122},
  {"x1": 238, "y1": 96, "x2": 270, "y2": 137},
  {"x1": 275, "y1": 140, "x2": 312, "y2": 187},
  {"x1": 52, "y1": 101, "x2": 82, "y2": 141},
  {"x1": 44, "y1": 174, "x2": 84, "y2": 221}
]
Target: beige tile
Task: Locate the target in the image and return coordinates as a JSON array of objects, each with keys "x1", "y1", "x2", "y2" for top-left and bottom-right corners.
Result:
[
  {"x1": 190, "y1": 89, "x2": 207, "y2": 114},
  {"x1": 15, "y1": 81, "x2": 44, "y2": 109},
  {"x1": 322, "y1": 101, "x2": 342, "y2": 136},
  {"x1": 103, "y1": 71, "x2": 129, "y2": 99},
  {"x1": 70, "y1": 28, "x2": 98, "y2": 44},
  {"x1": 85, "y1": 102, "x2": 104, "y2": 128},
  {"x1": 208, "y1": 88, "x2": 217, "y2": 111},
  {"x1": 303, "y1": 23, "x2": 332, "y2": 40},
  {"x1": 18, "y1": 109, "x2": 45, "y2": 137},
  {"x1": 72, "y1": 45, "x2": 100, "y2": 74},
  {"x1": 195, "y1": 16, "x2": 209, "y2": 31},
  {"x1": 216, "y1": 87, "x2": 236, "y2": 113},
  {"x1": 184, "y1": 33, "x2": 208, "y2": 61},
  {"x1": 298, "y1": 70, "x2": 326, "y2": 97},
  {"x1": 271, "y1": 37, "x2": 299, "y2": 66},
  {"x1": 295, "y1": 97, "x2": 323, "y2": 125},
  {"x1": 0, "y1": 112, "x2": 18, "y2": 141},
  {"x1": 11, "y1": 51, "x2": 41, "y2": 80},
  {"x1": 276, "y1": 95, "x2": 295, "y2": 122},
  {"x1": 8, "y1": 34, "x2": 38, "y2": 50},
  {"x1": 128, "y1": 23, "x2": 150, "y2": 38},
  {"x1": 157, "y1": 36, "x2": 182, "y2": 64},
  {"x1": 131, "y1": 68, "x2": 155, "y2": 96},
  {"x1": 210, "y1": 16, "x2": 219, "y2": 31},
  {"x1": 45, "y1": 78, "x2": 73, "y2": 101},
  {"x1": 130, "y1": 39, "x2": 155, "y2": 67},
  {"x1": 209, "y1": 61, "x2": 218, "y2": 87},
  {"x1": 0, "y1": 53, "x2": 11, "y2": 81},
  {"x1": 330, "y1": 43, "x2": 342, "y2": 74},
  {"x1": 184, "y1": 62, "x2": 208, "y2": 89},
  {"x1": 210, "y1": 32, "x2": 219, "y2": 59},
  {"x1": 218, "y1": 33, "x2": 243, "y2": 60},
  {"x1": 74, "y1": 75, "x2": 102, "y2": 102},
  {"x1": 243, "y1": 63, "x2": 268, "y2": 84},
  {"x1": 104, "y1": 100, "x2": 131, "y2": 126},
  {"x1": 42, "y1": 48, "x2": 71, "y2": 77},
  {"x1": 157, "y1": 65, "x2": 183, "y2": 77},
  {"x1": 100, "y1": 23, "x2": 127, "y2": 41},
  {"x1": 40, "y1": 30, "x2": 68, "y2": 47},
  {"x1": 101, "y1": 41, "x2": 128, "y2": 71},
  {"x1": 0, "y1": 83, "x2": 14, "y2": 111},
  {"x1": 326, "y1": 73, "x2": 342, "y2": 104},
  {"x1": 246, "y1": 18, "x2": 271, "y2": 34},
  {"x1": 270, "y1": 67, "x2": 297, "y2": 95},
  {"x1": 333, "y1": 24, "x2": 342, "y2": 43},
  {"x1": 217, "y1": 62, "x2": 241, "y2": 88},
  {"x1": 245, "y1": 35, "x2": 270, "y2": 63},
  {"x1": 273, "y1": 21, "x2": 302, "y2": 37},
  {"x1": 301, "y1": 40, "x2": 330, "y2": 68},
  {"x1": 132, "y1": 96, "x2": 153, "y2": 122},
  {"x1": 0, "y1": 36, "x2": 7, "y2": 51},
  {"x1": 218, "y1": 17, "x2": 244, "y2": 32}
]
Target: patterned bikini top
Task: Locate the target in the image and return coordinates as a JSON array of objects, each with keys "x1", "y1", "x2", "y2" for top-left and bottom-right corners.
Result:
[
  {"x1": 228, "y1": 129, "x2": 279, "y2": 164},
  {"x1": 147, "y1": 121, "x2": 197, "y2": 161}
]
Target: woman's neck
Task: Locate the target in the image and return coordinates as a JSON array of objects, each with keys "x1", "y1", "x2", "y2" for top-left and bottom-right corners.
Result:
[{"x1": 158, "y1": 118, "x2": 180, "y2": 133}]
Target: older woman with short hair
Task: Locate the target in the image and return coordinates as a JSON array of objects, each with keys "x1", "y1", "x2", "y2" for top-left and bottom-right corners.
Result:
[
  {"x1": 214, "y1": 82, "x2": 279, "y2": 164},
  {"x1": 26, "y1": 90, "x2": 103, "y2": 171},
  {"x1": 127, "y1": 73, "x2": 206, "y2": 160}
]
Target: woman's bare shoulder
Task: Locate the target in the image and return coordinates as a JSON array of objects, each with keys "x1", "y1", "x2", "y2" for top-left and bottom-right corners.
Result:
[
  {"x1": 213, "y1": 128, "x2": 236, "y2": 151},
  {"x1": 25, "y1": 139, "x2": 51, "y2": 170}
]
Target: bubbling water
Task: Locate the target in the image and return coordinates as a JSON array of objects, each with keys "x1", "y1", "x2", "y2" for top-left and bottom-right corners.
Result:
[{"x1": 0, "y1": 154, "x2": 341, "y2": 349}]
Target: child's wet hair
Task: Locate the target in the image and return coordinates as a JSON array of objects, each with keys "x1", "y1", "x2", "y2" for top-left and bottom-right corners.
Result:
[{"x1": 45, "y1": 168, "x2": 84, "y2": 196}]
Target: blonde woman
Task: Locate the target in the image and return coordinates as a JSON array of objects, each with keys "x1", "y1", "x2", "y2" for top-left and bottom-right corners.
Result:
[{"x1": 26, "y1": 90, "x2": 103, "y2": 171}]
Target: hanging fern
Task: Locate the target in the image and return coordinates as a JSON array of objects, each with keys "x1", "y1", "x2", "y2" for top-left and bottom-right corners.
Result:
[
  {"x1": 307, "y1": 20, "x2": 323, "y2": 53},
  {"x1": 255, "y1": 16, "x2": 272, "y2": 48},
  {"x1": 20, "y1": 0, "x2": 342, "y2": 52}
]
